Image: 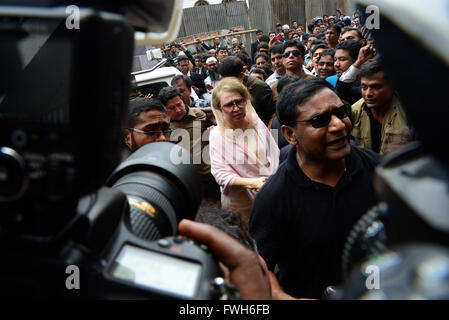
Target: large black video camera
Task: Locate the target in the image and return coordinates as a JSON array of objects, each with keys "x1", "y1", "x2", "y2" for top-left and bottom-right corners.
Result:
[
  {"x1": 330, "y1": 2, "x2": 449, "y2": 299},
  {"x1": 0, "y1": 2, "x2": 225, "y2": 299}
]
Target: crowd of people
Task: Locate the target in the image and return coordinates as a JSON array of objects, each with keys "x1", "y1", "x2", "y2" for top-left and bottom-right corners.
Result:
[{"x1": 126, "y1": 10, "x2": 414, "y2": 299}]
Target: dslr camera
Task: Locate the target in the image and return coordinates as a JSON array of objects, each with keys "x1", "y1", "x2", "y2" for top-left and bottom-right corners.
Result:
[{"x1": 0, "y1": 1, "x2": 227, "y2": 299}]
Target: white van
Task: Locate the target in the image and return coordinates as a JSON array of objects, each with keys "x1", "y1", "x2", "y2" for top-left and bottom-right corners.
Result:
[{"x1": 132, "y1": 59, "x2": 199, "y2": 99}]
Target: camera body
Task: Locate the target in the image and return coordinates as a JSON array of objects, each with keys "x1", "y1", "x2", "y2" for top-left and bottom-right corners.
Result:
[
  {"x1": 0, "y1": 6, "x2": 133, "y2": 237},
  {"x1": 0, "y1": 4, "x2": 224, "y2": 299}
]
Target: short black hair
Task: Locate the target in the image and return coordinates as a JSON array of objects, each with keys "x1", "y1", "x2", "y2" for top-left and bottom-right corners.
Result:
[
  {"x1": 218, "y1": 46, "x2": 229, "y2": 53},
  {"x1": 317, "y1": 48, "x2": 335, "y2": 62},
  {"x1": 282, "y1": 40, "x2": 306, "y2": 55},
  {"x1": 276, "y1": 78, "x2": 336, "y2": 126},
  {"x1": 128, "y1": 97, "x2": 167, "y2": 127},
  {"x1": 171, "y1": 74, "x2": 193, "y2": 89},
  {"x1": 336, "y1": 21, "x2": 346, "y2": 29},
  {"x1": 177, "y1": 55, "x2": 189, "y2": 63},
  {"x1": 310, "y1": 40, "x2": 328, "y2": 53},
  {"x1": 307, "y1": 23, "x2": 315, "y2": 33},
  {"x1": 195, "y1": 54, "x2": 206, "y2": 62},
  {"x1": 277, "y1": 75, "x2": 301, "y2": 94},
  {"x1": 232, "y1": 43, "x2": 242, "y2": 52},
  {"x1": 256, "y1": 29, "x2": 263, "y2": 34},
  {"x1": 328, "y1": 24, "x2": 342, "y2": 34},
  {"x1": 311, "y1": 42, "x2": 329, "y2": 56},
  {"x1": 195, "y1": 200, "x2": 256, "y2": 252},
  {"x1": 250, "y1": 67, "x2": 267, "y2": 80},
  {"x1": 342, "y1": 27, "x2": 364, "y2": 40},
  {"x1": 259, "y1": 64, "x2": 273, "y2": 78},
  {"x1": 158, "y1": 86, "x2": 181, "y2": 106},
  {"x1": 236, "y1": 53, "x2": 252, "y2": 67},
  {"x1": 315, "y1": 32, "x2": 326, "y2": 40},
  {"x1": 217, "y1": 56, "x2": 244, "y2": 77},
  {"x1": 257, "y1": 42, "x2": 269, "y2": 52},
  {"x1": 311, "y1": 39, "x2": 327, "y2": 47},
  {"x1": 269, "y1": 44, "x2": 284, "y2": 56},
  {"x1": 259, "y1": 35, "x2": 270, "y2": 43},
  {"x1": 360, "y1": 58, "x2": 387, "y2": 81},
  {"x1": 254, "y1": 52, "x2": 270, "y2": 63},
  {"x1": 335, "y1": 40, "x2": 363, "y2": 62}
]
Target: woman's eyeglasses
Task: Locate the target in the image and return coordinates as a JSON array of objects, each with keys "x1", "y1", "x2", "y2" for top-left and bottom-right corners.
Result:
[
  {"x1": 291, "y1": 104, "x2": 351, "y2": 129},
  {"x1": 222, "y1": 98, "x2": 246, "y2": 110}
]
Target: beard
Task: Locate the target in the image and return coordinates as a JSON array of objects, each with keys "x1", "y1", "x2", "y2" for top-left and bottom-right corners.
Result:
[{"x1": 209, "y1": 71, "x2": 221, "y2": 82}]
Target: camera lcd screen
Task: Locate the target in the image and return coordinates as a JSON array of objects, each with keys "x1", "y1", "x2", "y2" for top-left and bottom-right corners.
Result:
[
  {"x1": 110, "y1": 244, "x2": 202, "y2": 299},
  {"x1": 0, "y1": 18, "x2": 71, "y2": 126}
]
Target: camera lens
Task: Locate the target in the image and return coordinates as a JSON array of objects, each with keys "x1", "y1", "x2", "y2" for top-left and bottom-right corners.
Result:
[{"x1": 107, "y1": 142, "x2": 202, "y2": 241}]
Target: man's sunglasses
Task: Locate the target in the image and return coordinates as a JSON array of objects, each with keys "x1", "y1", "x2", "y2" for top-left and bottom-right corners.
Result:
[
  {"x1": 291, "y1": 104, "x2": 351, "y2": 129},
  {"x1": 283, "y1": 50, "x2": 303, "y2": 58},
  {"x1": 128, "y1": 127, "x2": 173, "y2": 138}
]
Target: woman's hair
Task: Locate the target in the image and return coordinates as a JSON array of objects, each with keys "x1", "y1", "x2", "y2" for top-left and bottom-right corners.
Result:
[{"x1": 212, "y1": 77, "x2": 249, "y2": 110}]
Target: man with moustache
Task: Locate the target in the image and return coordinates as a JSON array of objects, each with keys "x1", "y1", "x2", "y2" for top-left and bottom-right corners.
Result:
[
  {"x1": 204, "y1": 57, "x2": 222, "y2": 93},
  {"x1": 265, "y1": 44, "x2": 286, "y2": 88},
  {"x1": 158, "y1": 86, "x2": 220, "y2": 200},
  {"x1": 176, "y1": 56, "x2": 207, "y2": 98},
  {"x1": 272, "y1": 40, "x2": 314, "y2": 101},
  {"x1": 316, "y1": 49, "x2": 336, "y2": 80},
  {"x1": 250, "y1": 78, "x2": 381, "y2": 299},
  {"x1": 331, "y1": 40, "x2": 366, "y2": 103},
  {"x1": 351, "y1": 59, "x2": 410, "y2": 155},
  {"x1": 124, "y1": 98, "x2": 171, "y2": 153}
]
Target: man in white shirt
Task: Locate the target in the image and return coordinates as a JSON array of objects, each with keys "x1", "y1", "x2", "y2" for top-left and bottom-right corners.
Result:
[
  {"x1": 204, "y1": 57, "x2": 222, "y2": 93},
  {"x1": 265, "y1": 44, "x2": 285, "y2": 88}
]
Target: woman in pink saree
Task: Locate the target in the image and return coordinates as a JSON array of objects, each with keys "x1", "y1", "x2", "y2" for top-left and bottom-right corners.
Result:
[{"x1": 209, "y1": 77, "x2": 280, "y2": 223}]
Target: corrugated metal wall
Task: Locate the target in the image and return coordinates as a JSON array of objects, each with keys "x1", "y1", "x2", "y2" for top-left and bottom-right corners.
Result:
[
  {"x1": 247, "y1": 0, "x2": 349, "y2": 35},
  {"x1": 248, "y1": 0, "x2": 272, "y2": 36},
  {"x1": 132, "y1": 0, "x2": 352, "y2": 71},
  {"x1": 177, "y1": 2, "x2": 252, "y2": 57},
  {"x1": 290, "y1": 0, "x2": 306, "y2": 27}
]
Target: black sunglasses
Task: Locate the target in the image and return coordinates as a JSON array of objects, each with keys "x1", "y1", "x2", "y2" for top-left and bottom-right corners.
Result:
[
  {"x1": 283, "y1": 50, "x2": 303, "y2": 58},
  {"x1": 292, "y1": 104, "x2": 351, "y2": 129}
]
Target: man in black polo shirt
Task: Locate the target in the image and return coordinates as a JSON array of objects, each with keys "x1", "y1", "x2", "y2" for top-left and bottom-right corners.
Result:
[{"x1": 249, "y1": 78, "x2": 381, "y2": 299}]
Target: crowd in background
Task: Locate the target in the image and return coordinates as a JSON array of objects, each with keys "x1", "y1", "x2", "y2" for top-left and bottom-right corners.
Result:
[{"x1": 126, "y1": 8, "x2": 414, "y2": 299}]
